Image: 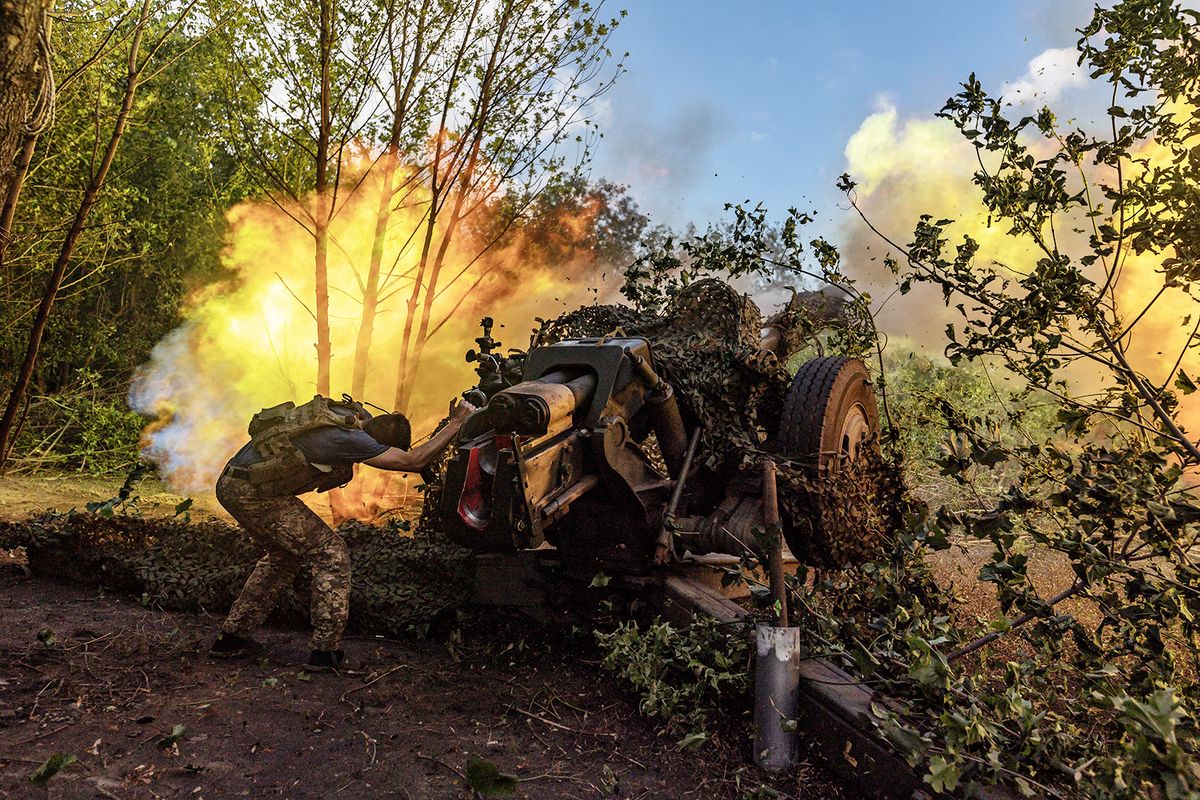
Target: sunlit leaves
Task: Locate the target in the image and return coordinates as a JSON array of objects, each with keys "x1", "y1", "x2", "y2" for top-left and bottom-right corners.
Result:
[
  {"x1": 831, "y1": 1, "x2": 1200, "y2": 796},
  {"x1": 595, "y1": 617, "x2": 751, "y2": 744}
]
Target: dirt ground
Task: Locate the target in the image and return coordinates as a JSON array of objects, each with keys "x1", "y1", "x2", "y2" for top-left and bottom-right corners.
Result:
[
  {"x1": 0, "y1": 471, "x2": 1097, "y2": 799},
  {"x1": 0, "y1": 478, "x2": 847, "y2": 800},
  {"x1": 0, "y1": 576, "x2": 846, "y2": 800},
  {"x1": 926, "y1": 536, "x2": 1098, "y2": 632}
]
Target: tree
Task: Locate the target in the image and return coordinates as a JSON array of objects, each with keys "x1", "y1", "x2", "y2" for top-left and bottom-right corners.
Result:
[
  {"x1": 0, "y1": 0, "x2": 54, "y2": 267},
  {"x1": 219, "y1": 0, "x2": 388, "y2": 396},
  {"x1": 210, "y1": 0, "x2": 623, "y2": 415},
  {"x1": 349, "y1": 0, "x2": 459, "y2": 398},
  {"x1": 822, "y1": 0, "x2": 1200, "y2": 794},
  {"x1": 385, "y1": 0, "x2": 625, "y2": 413},
  {"x1": 483, "y1": 176, "x2": 651, "y2": 270},
  {"x1": 0, "y1": 0, "x2": 213, "y2": 468},
  {"x1": 0, "y1": 2, "x2": 256, "y2": 472}
]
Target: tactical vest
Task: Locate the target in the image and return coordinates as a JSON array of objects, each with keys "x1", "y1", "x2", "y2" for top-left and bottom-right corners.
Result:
[{"x1": 242, "y1": 395, "x2": 358, "y2": 497}]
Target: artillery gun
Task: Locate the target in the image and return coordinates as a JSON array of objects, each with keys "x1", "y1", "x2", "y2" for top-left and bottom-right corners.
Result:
[
  {"x1": 439, "y1": 316, "x2": 880, "y2": 573},
  {"x1": 433, "y1": 302, "x2": 933, "y2": 792}
]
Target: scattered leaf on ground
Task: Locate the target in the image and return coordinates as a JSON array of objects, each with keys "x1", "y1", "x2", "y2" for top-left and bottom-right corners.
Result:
[
  {"x1": 29, "y1": 753, "x2": 76, "y2": 785},
  {"x1": 157, "y1": 723, "x2": 187, "y2": 749},
  {"x1": 465, "y1": 754, "x2": 518, "y2": 796}
]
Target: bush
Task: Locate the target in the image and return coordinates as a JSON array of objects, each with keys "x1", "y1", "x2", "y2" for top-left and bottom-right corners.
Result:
[
  {"x1": 10, "y1": 372, "x2": 146, "y2": 473},
  {"x1": 880, "y1": 341, "x2": 1058, "y2": 509},
  {"x1": 595, "y1": 616, "x2": 751, "y2": 742}
]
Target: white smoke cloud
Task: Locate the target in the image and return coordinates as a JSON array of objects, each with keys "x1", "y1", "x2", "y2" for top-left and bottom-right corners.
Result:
[
  {"x1": 838, "y1": 99, "x2": 1001, "y2": 342},
  {"x1": 1002, "y1": 47, "x2": 1087, "y2": 106},
  {"x1": 835, "y1": 42, "x2": 1101, "y2": 342}
]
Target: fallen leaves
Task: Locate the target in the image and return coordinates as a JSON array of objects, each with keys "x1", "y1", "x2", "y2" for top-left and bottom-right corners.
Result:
[
  {"x1": 465, "y1": 754, "x2": 518, "y2": 797},
  {"x1": 28, "y1": 752, "x2": 75, "y2": 785}
]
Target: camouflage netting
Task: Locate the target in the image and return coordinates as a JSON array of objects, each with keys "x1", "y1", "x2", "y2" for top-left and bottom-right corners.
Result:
[
  {"x1": 535, "y1": 278, "x2": 904, "y2": 567},
  {"x1": 779, "y1": 446, "x2": 914, "y2": 567},
  {"x1": 0, "y1": 513, "x2": 472, "y2": 637},
  {"x1": 535, "y1": 280, "x2": 786, "y2": 476}
]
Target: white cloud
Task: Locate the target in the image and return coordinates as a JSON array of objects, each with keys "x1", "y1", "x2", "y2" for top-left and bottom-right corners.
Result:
[{"x1": 1002, "y1": 47, "x2": 1086, "y2": 105}]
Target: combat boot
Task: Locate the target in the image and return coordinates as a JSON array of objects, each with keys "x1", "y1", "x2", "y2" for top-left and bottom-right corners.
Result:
[
  {"x1": 303, "y1": 648, "x2": 359, "y2": 674},
  {"x1": 208, "y1": 632, "x2": 260, "y2": 659}
]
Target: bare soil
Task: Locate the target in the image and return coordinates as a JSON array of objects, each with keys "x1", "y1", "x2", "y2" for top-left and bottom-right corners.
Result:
[
  {"x1": 926, "y1": 537, "x2": 1099, "y2": 630},
  {"x1": 0, "y1": 565, "x2": 845, "y2": 800},
  {"x1": 13, "y1": 472, "x2": 1109, "y2": 798}
]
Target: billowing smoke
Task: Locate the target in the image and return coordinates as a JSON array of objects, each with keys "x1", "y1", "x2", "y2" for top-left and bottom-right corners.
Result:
[
  {"x1": 838, "y1": 44, "x2": 1104, "y2": 338},
  {"x1": 838, "y1": 99, "x2": 1042, "y2": 343},
  {"x1": 130, "y1": 159, "x2": 621, "y2": 500},
  {"x1": 837, "y1": 91, "x2": 1200, "y2": 432}
]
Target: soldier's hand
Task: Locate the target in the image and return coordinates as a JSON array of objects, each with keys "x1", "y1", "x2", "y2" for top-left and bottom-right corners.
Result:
[{"x1": 449, "y1": 397, "x2": 477, "y2": 421}]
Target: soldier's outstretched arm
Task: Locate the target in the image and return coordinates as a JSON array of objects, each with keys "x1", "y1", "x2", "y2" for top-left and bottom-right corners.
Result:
[{"x1": 364, "y1": 399, "x2": 476, "y2": 472}]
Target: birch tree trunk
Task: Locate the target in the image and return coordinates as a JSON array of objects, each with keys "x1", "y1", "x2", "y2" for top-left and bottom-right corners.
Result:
[{"x1": 313, "y1": 0, "x2": 334, "y2": 396}]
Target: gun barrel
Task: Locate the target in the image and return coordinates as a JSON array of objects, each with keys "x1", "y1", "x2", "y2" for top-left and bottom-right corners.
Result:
[
  {"x1": 535, "y1": 370, "x2": 596, "y2": 406},
  {"x1": 490, "y1": 370, "x2": 598, "y2": 436},
  {"x1": 760, "y1": 325, "x2": 783, "y2": 356}
]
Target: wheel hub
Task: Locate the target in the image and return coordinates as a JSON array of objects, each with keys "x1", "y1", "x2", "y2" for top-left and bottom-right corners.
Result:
[{"x1": 837, "y1": 402, "x2": 871, "y2": 465}]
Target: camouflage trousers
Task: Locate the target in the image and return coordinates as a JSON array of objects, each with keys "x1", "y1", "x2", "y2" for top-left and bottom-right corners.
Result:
[{"x1": 216, "y1": 473, "x2": 350, "y2": 651}]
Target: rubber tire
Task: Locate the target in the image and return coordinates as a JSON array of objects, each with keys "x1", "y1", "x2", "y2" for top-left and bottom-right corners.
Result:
[
  {"x1": 778, "y1": 356, "x2": 878, "y2": 468},
  {"x1": 777, "y1": 356, "x2": 880, "y2": 568}
]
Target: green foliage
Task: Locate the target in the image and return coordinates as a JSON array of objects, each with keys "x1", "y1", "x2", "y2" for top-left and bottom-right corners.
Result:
[
  {"x1": 3, "y1": 4, "x2": 252, "y2": 378},
  {"x1": 12, "y1": 372, "x2": 147, "y2": 473},
  {"x1": 620, "y1": 203, "x2": 787, "y2": 314},
  {"x1": 621, "y1": 202, "x2": 878, "y2": 362},
  {"x1": 880, "y1": 343, "x2": 1058, "y2": 508},
  {"x1": 1, "y1": 2, "x2": 255, "y2": 469},
  {"x1": 156, "y1": 724, "x2": 187, "y2": 750},
  {"x1": 595, "y1": 617, "x2": 751, "y2": 741},
  {"x1": 818, "y1": 1, "x2": 1200, "y2": 796},
  {"x1": 86, "y1": 464, "x2": 150, "y2": 516}
]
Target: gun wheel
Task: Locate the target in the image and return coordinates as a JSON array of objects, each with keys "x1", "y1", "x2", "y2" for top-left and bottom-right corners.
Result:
[
  {"x1": 776, "y1": 356, "x2": 883, "y2": 566},
  {"x1": 778, "y1": 356, "x2": 878, "y2": 467}
]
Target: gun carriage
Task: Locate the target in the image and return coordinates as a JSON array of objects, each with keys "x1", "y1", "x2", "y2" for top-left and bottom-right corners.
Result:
[{"x1": 440, "y1": 315, "x2": 879, "y2": 573}]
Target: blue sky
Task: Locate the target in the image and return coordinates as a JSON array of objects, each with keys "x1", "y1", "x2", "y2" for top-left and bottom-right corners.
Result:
[{"x1": 590, "y1": 0, "x2": 1095, "y2": 230}]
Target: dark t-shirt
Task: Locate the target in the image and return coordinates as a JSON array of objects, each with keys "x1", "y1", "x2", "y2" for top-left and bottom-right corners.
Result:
[{"x1": 229, "y1": 425, "x2": 390, "y2": 468}]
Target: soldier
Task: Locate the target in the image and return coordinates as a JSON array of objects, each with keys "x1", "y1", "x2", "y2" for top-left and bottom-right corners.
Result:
[{"x1": 208, "y1": 395, "x2": 476, "y2": 672}]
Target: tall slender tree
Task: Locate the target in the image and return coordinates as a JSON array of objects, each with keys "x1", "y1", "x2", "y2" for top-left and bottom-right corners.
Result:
[
  {"x1": 388, "y1": 0, "x2": 625, "y2": 412},
  {"x1": 0, "y1": 0, "x2": 205, "y2": 467},
  {"x1": 0, "y1": 0, "x2": 55, "y2": 268},
  {"x1": 220, "y1": 0, "x2": 388, "y2": 396},
  {"x1": 349, "y1": 0, "x2": 457, "y2": 398}
]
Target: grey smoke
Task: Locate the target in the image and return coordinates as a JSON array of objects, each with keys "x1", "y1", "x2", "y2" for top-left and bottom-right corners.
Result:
[{"x1": 604, "y1": 98, "x2": 729, "y2": 196}]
